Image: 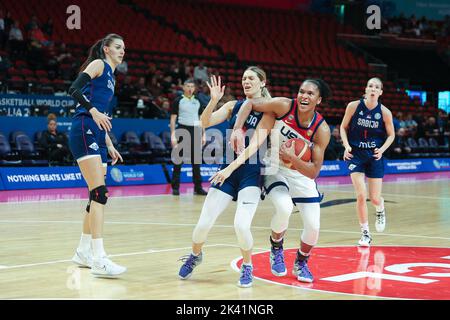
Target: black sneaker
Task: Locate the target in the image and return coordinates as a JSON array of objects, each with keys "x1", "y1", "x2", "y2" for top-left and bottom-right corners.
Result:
[
  {"x1": 172, "y1": 189, "x2": 180, "y2": 196},
  {"x1": 194, "y1": 188, "x2": 207, "y2": 196}
]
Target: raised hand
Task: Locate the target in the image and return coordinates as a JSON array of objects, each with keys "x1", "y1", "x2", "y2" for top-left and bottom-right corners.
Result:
[{"x1": 206, "y1": 75, "x2": 225, "y2": 102}]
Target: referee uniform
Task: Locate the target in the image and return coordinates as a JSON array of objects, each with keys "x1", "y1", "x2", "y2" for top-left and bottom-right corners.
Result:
[{"x1": 170, "y1": 91, "x2": 207, "y2": 195}]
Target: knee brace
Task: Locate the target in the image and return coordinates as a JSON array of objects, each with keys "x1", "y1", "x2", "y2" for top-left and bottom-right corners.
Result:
[{"x1": 89, "y1": 185, "x2": 108, "y2": 205}]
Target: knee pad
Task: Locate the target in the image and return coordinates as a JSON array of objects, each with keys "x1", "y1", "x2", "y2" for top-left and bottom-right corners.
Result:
[{"x1": 89, "y1": 185, "x2": 108, "y2": 205}]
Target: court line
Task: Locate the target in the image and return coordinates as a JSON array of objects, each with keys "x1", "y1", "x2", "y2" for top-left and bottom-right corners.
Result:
[
  {"x1": 0, "y1": 244, "x2": 228, "y2": 270},
  {"x1": 0, "y1": 219, "x2": 449, "y2": 241},
  {"x1": 318, "y1": 188, "x2": 450, "y2": 200}
]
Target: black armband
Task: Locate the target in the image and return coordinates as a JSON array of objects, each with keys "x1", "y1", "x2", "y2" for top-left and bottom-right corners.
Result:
[{"x1": 68, "y1": 72, "x2": 94, "y2": 111}]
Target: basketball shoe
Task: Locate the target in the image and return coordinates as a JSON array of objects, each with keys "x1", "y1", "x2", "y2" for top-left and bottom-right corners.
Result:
[
  {"x1": 292, "y1": 258, "x2": 314, "y2": 283},
  {"x1": 237, "y1": 264, "x2": 253, "y2": 288},
  {"x1": 91, "y1": 256, "x2": 127, "y2": 278},
  {"x1": 178, "y1": 253, "x2": 203, "y2": 280},
  {"x1": 358, "y1": 230, "x2": 372, "y2": 247},
  {"x1": 375, "y1": 209, "x2": 386, "y2": 232},
  {"x1": 269, "y1": 238, "x2": 287, "y2": 276},
  {"x1": 72, "y1": 249, "x2": 93, "y2": 268}
]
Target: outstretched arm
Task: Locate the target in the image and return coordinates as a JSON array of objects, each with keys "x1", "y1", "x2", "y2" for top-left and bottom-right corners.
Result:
[
  {"x1": 209, "y1": 112, "x2": 275, "y2": 186},
  {"x1": 230, "y1": 97, "x2": 290, "y2": 154}
]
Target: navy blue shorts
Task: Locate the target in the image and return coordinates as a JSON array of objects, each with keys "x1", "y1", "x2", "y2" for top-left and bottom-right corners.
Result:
[
  {"x1": 69, "y1": 115, "x2": 108, "y2": 163},
  {"x1": 346, "y1": 147, "x2": 385, "y2": 178},
  {"x1": 210, "y1": 164, "x2": 262, "y2": 201}
]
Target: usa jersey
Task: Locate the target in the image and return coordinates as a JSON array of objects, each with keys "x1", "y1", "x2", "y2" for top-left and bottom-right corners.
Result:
[
  {"x1": 348, "y1": 99, "x2": 386, "y2": 149},
  {"x1": 73, "y1": 60, "x2": 115, "y2": 117},
  {"x1": 265, "y1": 99, "x2": 324, "y2": 171}
]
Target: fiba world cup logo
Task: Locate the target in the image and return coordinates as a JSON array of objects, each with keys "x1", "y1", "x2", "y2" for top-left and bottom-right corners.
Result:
[{"x1": 110, "y1": 168, "x2": 123, "y2": 183}]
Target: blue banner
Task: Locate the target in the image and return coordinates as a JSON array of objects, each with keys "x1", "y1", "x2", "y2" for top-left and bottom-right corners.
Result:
[
  {"x1": 0, "y1": 94, "x2": 76, "y2": 117},
  {"x1": 106, "y1": 164, "x2": 168, "y2": 186},
  {"x1": 0, "y1": 158, "x2": 449, "y2": 190}
]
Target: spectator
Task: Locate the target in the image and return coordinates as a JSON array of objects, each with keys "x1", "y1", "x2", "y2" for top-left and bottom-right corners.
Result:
[
  {"x1": 0, "y1": 10, "x2": 5, "y2": 49},
  {"x1": 42, "y1": 18, "x2": 53, "y2": 38},
  {"x1": 389, "y1": 127, "x2": 411, "y2": 159},
  {"x1": 325, "y1": 127, "x2": 345, "y2": 160},
  {"x1": 4, "y1": 11, "x2": 13, "y2": 33},
  {"x1": 39, "y1": 114, "x2": 71, "y2": 165},
  {"x1": 193, "y1": 61, "x2": 209, "y2": 84},
  {"x1": 28, "y1": 22, "x2": 52, "y2": 47},
  {"x1": 117, "y1": 75, "x2": 137, "y2": 116},
  {"x1": 196, "y1": 82, "x2": 211, "y2": 106},
  {"x1": 404, "y1": 113, "x2": 418, "y2": 135},
  {"x1": 424, "y1": 116, "x2": 441, "y2": 142},
  {"x1": 8, "y1": 20, "x2": 25, "y2": 56},
  {"x1": 25, "y1": 15, "x2": 39, "y2": 33}
]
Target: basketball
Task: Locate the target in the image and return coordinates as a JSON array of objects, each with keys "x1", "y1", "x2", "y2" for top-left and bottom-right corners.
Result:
[{"x1": 281, "y1": 138, "x2": 312, "y2": 168}]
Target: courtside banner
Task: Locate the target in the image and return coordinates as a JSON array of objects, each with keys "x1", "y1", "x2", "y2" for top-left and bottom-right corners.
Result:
[
  {"x1": 0, "y1": 166, "x2": 86, "y2": 190},
  {"x1": 165, "y1": 164, "x2": 222, "y2": 183},
  {"x1": 384, "y1": 158, "x2": 450, "y2": 174},
  {"x1": 106, "y1": 164, "x2": 167, "y2": 186},
  {"x1": 319, "y1": 161, "x2": 349, "y2": 177}
]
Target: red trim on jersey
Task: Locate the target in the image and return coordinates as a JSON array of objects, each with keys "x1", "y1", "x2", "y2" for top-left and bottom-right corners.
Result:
[{"x1": 279, "y1": 99, "x2": 324, "y2": 142}]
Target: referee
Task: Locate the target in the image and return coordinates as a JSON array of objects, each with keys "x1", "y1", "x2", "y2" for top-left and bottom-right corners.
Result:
[{"x1": 170, "y1": 79, "x2": 207, "y2": 196}]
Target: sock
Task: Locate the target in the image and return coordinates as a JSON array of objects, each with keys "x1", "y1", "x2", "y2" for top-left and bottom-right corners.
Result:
[
  {"x1": 360, "y1": 223, "x2": 369, "y2": 233},
  {"x1": 92, "y1": 238, "x2": 107, "y2": 259},
  {"x1": 270, "y1": 236, "x2": 283, "y2": 249},
  {"x1": 297, "y1": 250, "x2": 310, "y2": 263},
  {"x1": 78, "y1": 233, "x2": 91, "y2": 252},
  {"x1": 192, "y1": 251, "x2": 201, "y2": 257},
  {"x1": 242, "y1": 262, "x2": 253, "y2": 267},
  {"x1": 375, "y1": 198, "x2": 385, "y2": 213}
]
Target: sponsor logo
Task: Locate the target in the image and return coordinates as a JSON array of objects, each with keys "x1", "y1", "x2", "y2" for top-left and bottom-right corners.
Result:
[
  {"x1": 232, "y1": 246, "x2": 450, "y2": 299},
  {"x1": 88, "y1": 143, "x2": 99, "y2": 151},
  {"x1": 307, "y1": 130, "x2": 313, "y2": 137},
  {"x1": 359, "y1": 111, "x2": 364, "y2": 116},
  {"x1": 348, "y1": 164, "x2": 357, "y2": 171},
  {"x1": 433, "y1": 160, "x2": 450, "y2": 170},
  {"x1": 358, "y1": 141, "x2": 377, "y2": 148},
  {"x1": 110, "y1": 168, "x2": 123, "y2": 183},
  {"x1": 86, "y1": 129, "x2": 92, "y2": 135}
]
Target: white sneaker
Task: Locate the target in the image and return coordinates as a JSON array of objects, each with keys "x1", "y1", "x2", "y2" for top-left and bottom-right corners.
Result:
[
  {"x1": 375, "y1": 209, "x2": 386, "y2": 232},
  {"x1": 358, "y1": 230, "x2": 372, "y2": 247},
  {"x1": 72, "y1": 249, "x2": 93, "y2": 268},
  {"x1": 91, "y1": 257, "x2": 127, "y2": 278}
]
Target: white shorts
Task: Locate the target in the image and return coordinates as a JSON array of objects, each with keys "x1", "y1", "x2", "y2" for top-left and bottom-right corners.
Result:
[{"x1": 263, "y1": 165, "x2": 323, "y2": 203}]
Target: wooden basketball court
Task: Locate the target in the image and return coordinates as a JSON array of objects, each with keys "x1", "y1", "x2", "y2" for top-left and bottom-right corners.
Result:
[{"x1": 0, "y1": 172, "x2": 449, "y2": 300}]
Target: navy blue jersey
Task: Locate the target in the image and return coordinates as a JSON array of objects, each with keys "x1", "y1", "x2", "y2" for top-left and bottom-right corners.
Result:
[
  {"x1": 348, "y1": 99, "x2": 386, "y2": 149},
  {"x1": 222, "y1": 100, "x2": 265, "y2": 167},
  {"x1": 73, "y1": 60, "x2": 115, "y2": 117},
  {"x1": 211, "y1": 100, "x2": 265, "y2": 200}
]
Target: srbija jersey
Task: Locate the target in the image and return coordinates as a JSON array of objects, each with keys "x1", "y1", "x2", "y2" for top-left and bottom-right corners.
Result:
[{"x1": 264, "y1": 99, "x2": 324, "y2": 171}]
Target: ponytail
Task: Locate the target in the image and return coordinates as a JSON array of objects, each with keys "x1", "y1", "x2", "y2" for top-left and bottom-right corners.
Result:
[{"x1": 79, "y1": 33, "x2": 123, "y2": 73}]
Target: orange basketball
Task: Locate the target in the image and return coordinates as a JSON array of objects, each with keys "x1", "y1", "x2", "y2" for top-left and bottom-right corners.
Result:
[{"x1": 281, "y1": 138, "x2": 312, "y2": 168}]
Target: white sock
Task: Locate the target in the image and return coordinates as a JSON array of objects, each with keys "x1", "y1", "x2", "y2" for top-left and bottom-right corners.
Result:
[
  {"x1": 360, "y1": 223, "x2": 369, "y2": 233},
  {"x1": 242, "y1": 262, "x2": 252, "y2": 267},
  {"x1": 375, "y1": 198, "x2": 385, "y2": 213},
  {"x1": 271, "y1": 236, "x2": 283, "y2": 243},
  {"x1": 92, "y1": 238, "x2": 107, "y2": 260},
  {"x1": 78, "y1": 233, "x2": 91, "y2": 252}
]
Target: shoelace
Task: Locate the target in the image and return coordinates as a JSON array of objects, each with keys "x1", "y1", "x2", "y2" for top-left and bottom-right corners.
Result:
[
  {"x1": 272, "y1": 248, "x2": 285, "y2": 266},
  {"x1": 178, "y1": 254, "x2": 198, "y2": 266},
  {"x1": 297, "y1": 261, "x2": 311, "y2": 276},
  {"x1": 241, "y1": 265, "x2": 252, "y2": 280}
]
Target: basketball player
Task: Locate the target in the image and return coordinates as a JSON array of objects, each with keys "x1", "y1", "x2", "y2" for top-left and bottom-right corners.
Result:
[
  {"x1": 219, "y1": 79, "x2": 331, "y2": 283},
  {"x1": 68, "y1": 34, "x2": 126, "y2": 277},
  {"x1": 178, "y1": 68, "x2": 275, "y2": 288},
  {"x1": 340, "y1": 77, "x2": 395, "y2": 246}
]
